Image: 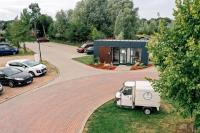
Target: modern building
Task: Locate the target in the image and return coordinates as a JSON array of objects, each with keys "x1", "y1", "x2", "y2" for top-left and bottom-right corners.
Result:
[{"x1": 93, "y1": 40, "x2": 149, "y2": 65}]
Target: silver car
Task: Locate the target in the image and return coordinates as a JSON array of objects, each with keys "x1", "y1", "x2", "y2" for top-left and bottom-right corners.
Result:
[{"x1": 0, "y1": 83, "x2": 4, "y2": 94}]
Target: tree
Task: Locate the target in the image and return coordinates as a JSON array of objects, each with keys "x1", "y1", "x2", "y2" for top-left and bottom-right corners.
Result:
[
  {"x1": 28, "y1": 3, "x2": 41, "y2": 37},
  {"x1": 90, "y1": 27, "x2": 105, "y2": 40},
  {"x1": 148, "y1": 0, "x2": 200, "y2": 123},
  {"x1": 38, "y1": 14, "x2": 53, "y2": 37},
  {"x1": 6, "y1": 19, "x2": 32, "y2": 52},
  {"x1": 66, "y1": 22, "x2": 91, "y2": 42},
  {"x1": 114, "y1": 0, "x2": 138, "y2": 39},
  {"x1": 85, "y1": 0, "x2": 112, "y2": 36},
  {"x1": 53, "y1": 10, "x2": 69, "y2": 40}
]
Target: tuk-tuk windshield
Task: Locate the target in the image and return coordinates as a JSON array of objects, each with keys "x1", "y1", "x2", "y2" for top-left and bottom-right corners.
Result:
[{"x1": 120, "y1": 86, "x2": 125, "y2": 92}]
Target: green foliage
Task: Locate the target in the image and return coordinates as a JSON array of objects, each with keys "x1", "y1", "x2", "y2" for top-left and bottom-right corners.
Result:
[
  {"x1": 66, "y1": 22, "x2": 91, "y2": 42},
  {"x1": 37, "y1": 14, "x2": 53, "y2": 37},
  {"x1": 49, "y1": 0, "x2": 139, "y2": 42},
  {"x1": 115, "y1": 32, "x2": 124, "y2": 40},
  {"x1": 90, "y1": 27, "x2": 105, "y2": 40},
  {"x1": 73, "y1": 55, "x2": 94, "y2": 65},
  {"x1": 148, "y1": 0, "x2": 200, "y2": 118},
  {"x1": 84, "y1": 100, "x2": 191, "y2": 133},
  {"x1": 6, "y1": 19, "x2": 33, "y2": 49},
  {"x1": 114, "y1": 0, "x2": 138, "y2": 39},
  {"x1": 138, "y1": 18, "x2": 172, "y2": 35}
]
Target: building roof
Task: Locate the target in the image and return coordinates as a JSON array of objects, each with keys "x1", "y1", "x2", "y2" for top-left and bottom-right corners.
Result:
[{"x1": 95, "y1": 39, "x2": 148, "y2": 43}]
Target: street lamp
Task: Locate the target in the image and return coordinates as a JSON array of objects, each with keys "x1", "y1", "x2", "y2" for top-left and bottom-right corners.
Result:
[{"x1": 34, "y1": 29, "x2": 42, "y2": 63}]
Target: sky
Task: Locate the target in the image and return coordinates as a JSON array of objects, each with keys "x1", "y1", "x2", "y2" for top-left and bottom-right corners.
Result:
[{"x1": 0, "y1": 0, "x2": 176, "y2": 21}]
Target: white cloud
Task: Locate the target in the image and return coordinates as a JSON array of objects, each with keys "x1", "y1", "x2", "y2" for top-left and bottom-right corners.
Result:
[
  {"x1": 0, "y1": 0, "x2": 175, "y2": 21},
  {"x1": 134, "y1": 0, "x2": 176, "y2": 19},
  {"x1": 0, "y1": 0, "x2": 80, "y2": 20}
]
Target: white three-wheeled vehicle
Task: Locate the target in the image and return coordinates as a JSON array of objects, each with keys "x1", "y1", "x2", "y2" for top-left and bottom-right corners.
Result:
[{"x1": 115, "y1": 81, "x2": 160, "y2": 115}]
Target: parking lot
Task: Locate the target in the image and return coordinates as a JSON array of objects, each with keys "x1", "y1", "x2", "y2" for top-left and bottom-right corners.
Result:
[{"x1": 0, "y1": 55, "x2": 58, "y2": 103}]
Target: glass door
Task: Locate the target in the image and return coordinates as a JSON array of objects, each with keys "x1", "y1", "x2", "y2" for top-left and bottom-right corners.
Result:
[{"x1": 120, "y1": 48, "x2": 127, "y2": 64}]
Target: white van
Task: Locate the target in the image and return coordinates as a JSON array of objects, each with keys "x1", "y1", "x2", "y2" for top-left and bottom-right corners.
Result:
[{"x1": 115, "y1": 81, "x2": 160, "y2": 115}]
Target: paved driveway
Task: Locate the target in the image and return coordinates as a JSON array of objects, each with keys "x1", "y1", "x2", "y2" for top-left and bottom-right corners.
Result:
[{"x1": 0, "y1": 42, "x2": 158, "y2": 133}]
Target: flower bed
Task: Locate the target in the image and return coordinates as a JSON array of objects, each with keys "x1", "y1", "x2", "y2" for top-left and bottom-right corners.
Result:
[
  {"x1": 89, "y1": 64, "x2": 116, "y2": 70},
  {"x1": 130, "y1": 63, "x2": 153, "y2": 70}
]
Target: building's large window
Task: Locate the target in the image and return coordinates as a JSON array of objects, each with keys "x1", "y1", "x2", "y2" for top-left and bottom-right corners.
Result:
[
  {"x1": 127, "y1": 48, "x2": 131, "y2": 64},
  {"x1": 120, "y1": 48, "x2": 127, "y2": 64}
]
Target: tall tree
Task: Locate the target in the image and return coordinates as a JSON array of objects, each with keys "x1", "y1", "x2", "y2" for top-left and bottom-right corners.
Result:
[
  {"x1": 114, "y1": 0, "x2": 138, "y2": 39},
  {"x1": 38, "y1": 14, "x2": 53, "y2": 37},
  {"x1": 148, "y1": 0, "x2": 200, "y2": 124},
  {"x1": 54, "y1": 10, "x2": 69, "y2": 39},
  {"x1": 6, "y1": 19, "x2": 32, "y2": 52},
  {"x1": 29, "y1": 3, "x2": 41, "y2": 37}
]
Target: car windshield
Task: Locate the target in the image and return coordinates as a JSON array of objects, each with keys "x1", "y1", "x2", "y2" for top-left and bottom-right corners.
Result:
[
  {"x1": 23, "y1": 60, "x2": 39, "y2": 67},
  {"x1": 2, "y1": 67, "x2": 22, "y2": 76}
]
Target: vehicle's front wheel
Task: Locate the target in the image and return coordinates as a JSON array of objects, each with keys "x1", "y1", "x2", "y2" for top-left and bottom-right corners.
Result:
[
  {"x1": 144, "y1": 108, "x2": 151, "y2": 115},
  {"x1": 29, "y1": 71, "x2": 35, "y2": 77},
  {"x1": 8, "y1": 81, "x2": 14, "y2": 88}
]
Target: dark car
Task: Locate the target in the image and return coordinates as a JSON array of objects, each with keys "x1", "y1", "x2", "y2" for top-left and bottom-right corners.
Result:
[
  {"x1": 77, "y1": 42, "x2": 93, "y2": 53},
  {"x1": 0, "y1": 43, "x2": 19, "y2": 55},
  {"x1": 0, "y1": 67, "x2": 33, "y2": 88},
  {"x1": 0, "y1": 83, "x2": 4, "y2": 95},
  {"x1": 37, "y1": 37, "x2": 49, "y2": 43},
  {"x1": 86, "y1": 46, "x2": 94, "y2": 55}
]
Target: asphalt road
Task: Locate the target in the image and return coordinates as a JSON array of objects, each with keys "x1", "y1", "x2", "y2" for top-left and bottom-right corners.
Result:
[{"x1": 0, "y1": 42, "x2": 158, "y2": 133}]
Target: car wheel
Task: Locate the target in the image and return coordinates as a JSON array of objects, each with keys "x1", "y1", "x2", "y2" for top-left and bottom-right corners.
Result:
[
  {"x1": 144, "y1": 108, "x2": 151, "y2": 115},
  {"x1": 29, "y1": 71, "x2": 35, "y2": 77},
  {"x1": 8, "y1": 81, "x2": 14, "y2": 88},
  {"x1": 13, "y1": 52, "x2": 16, "y2": 55}
]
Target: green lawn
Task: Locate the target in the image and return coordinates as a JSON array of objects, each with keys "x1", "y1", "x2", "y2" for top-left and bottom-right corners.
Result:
[
  {"x1": 84, "y1": 100, "x2": 192, "y2": 133},
  {"x1": 17, "y1": 48, "x2": 35, "y2": 56},
  {"x1": 73, "y1": 55, "x2": 94, "y2": 65}
]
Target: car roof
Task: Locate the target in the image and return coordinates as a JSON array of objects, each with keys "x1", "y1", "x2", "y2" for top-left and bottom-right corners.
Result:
[
  {"x1": 7, "y1": 59, "x2": 30, "y2": 63},
  {"x1": 0, "y1": 42, "x2": 9, "y2": 45}
]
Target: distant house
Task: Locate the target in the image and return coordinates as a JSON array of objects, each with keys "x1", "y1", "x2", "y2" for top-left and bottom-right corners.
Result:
[{"x1": 93, "y1": 40, "x2": 149, "y2": 65}]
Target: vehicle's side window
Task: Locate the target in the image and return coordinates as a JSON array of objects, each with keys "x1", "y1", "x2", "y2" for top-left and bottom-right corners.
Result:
[
  {"x1": 122, "y1": 87, "x2": 132, "y2": 95},
  {"x1": 9, "y1": 62, "x2": 18, "y2": 67},
  {"x1": 17, "y1": 63, "x2": 25, "y2": 67}
]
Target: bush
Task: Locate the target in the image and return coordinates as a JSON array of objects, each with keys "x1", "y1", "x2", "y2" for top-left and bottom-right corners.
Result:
[{"x1": 90, "y1": 27, "x2": 105, "y2": 41}]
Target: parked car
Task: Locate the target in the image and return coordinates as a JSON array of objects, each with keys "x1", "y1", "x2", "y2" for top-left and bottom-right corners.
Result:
[
  {"x1": 0, "y1": 67, "x2": 33, "y2": 88},
  {"x1": 0, "y1": 43, "x2": 19, "y2": 55},
  {"x1": 6, "y1": 59, "x2": 47, "y2": 77},
  {"x1": 37, "y1": 37, "x2": 49, "y2": 43},
  {"x1": 0, "y1": 83, "x2": 4, "y2": 95},
  {"x1": 77, "y1": 42, "x2": 93, "y2": 53},
  {"x1": 115, "y1": 81, "x2": 160, "y2": 115},
  {"x1": 86, "y1": 46, "x2": 94, "y2": 55}
]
